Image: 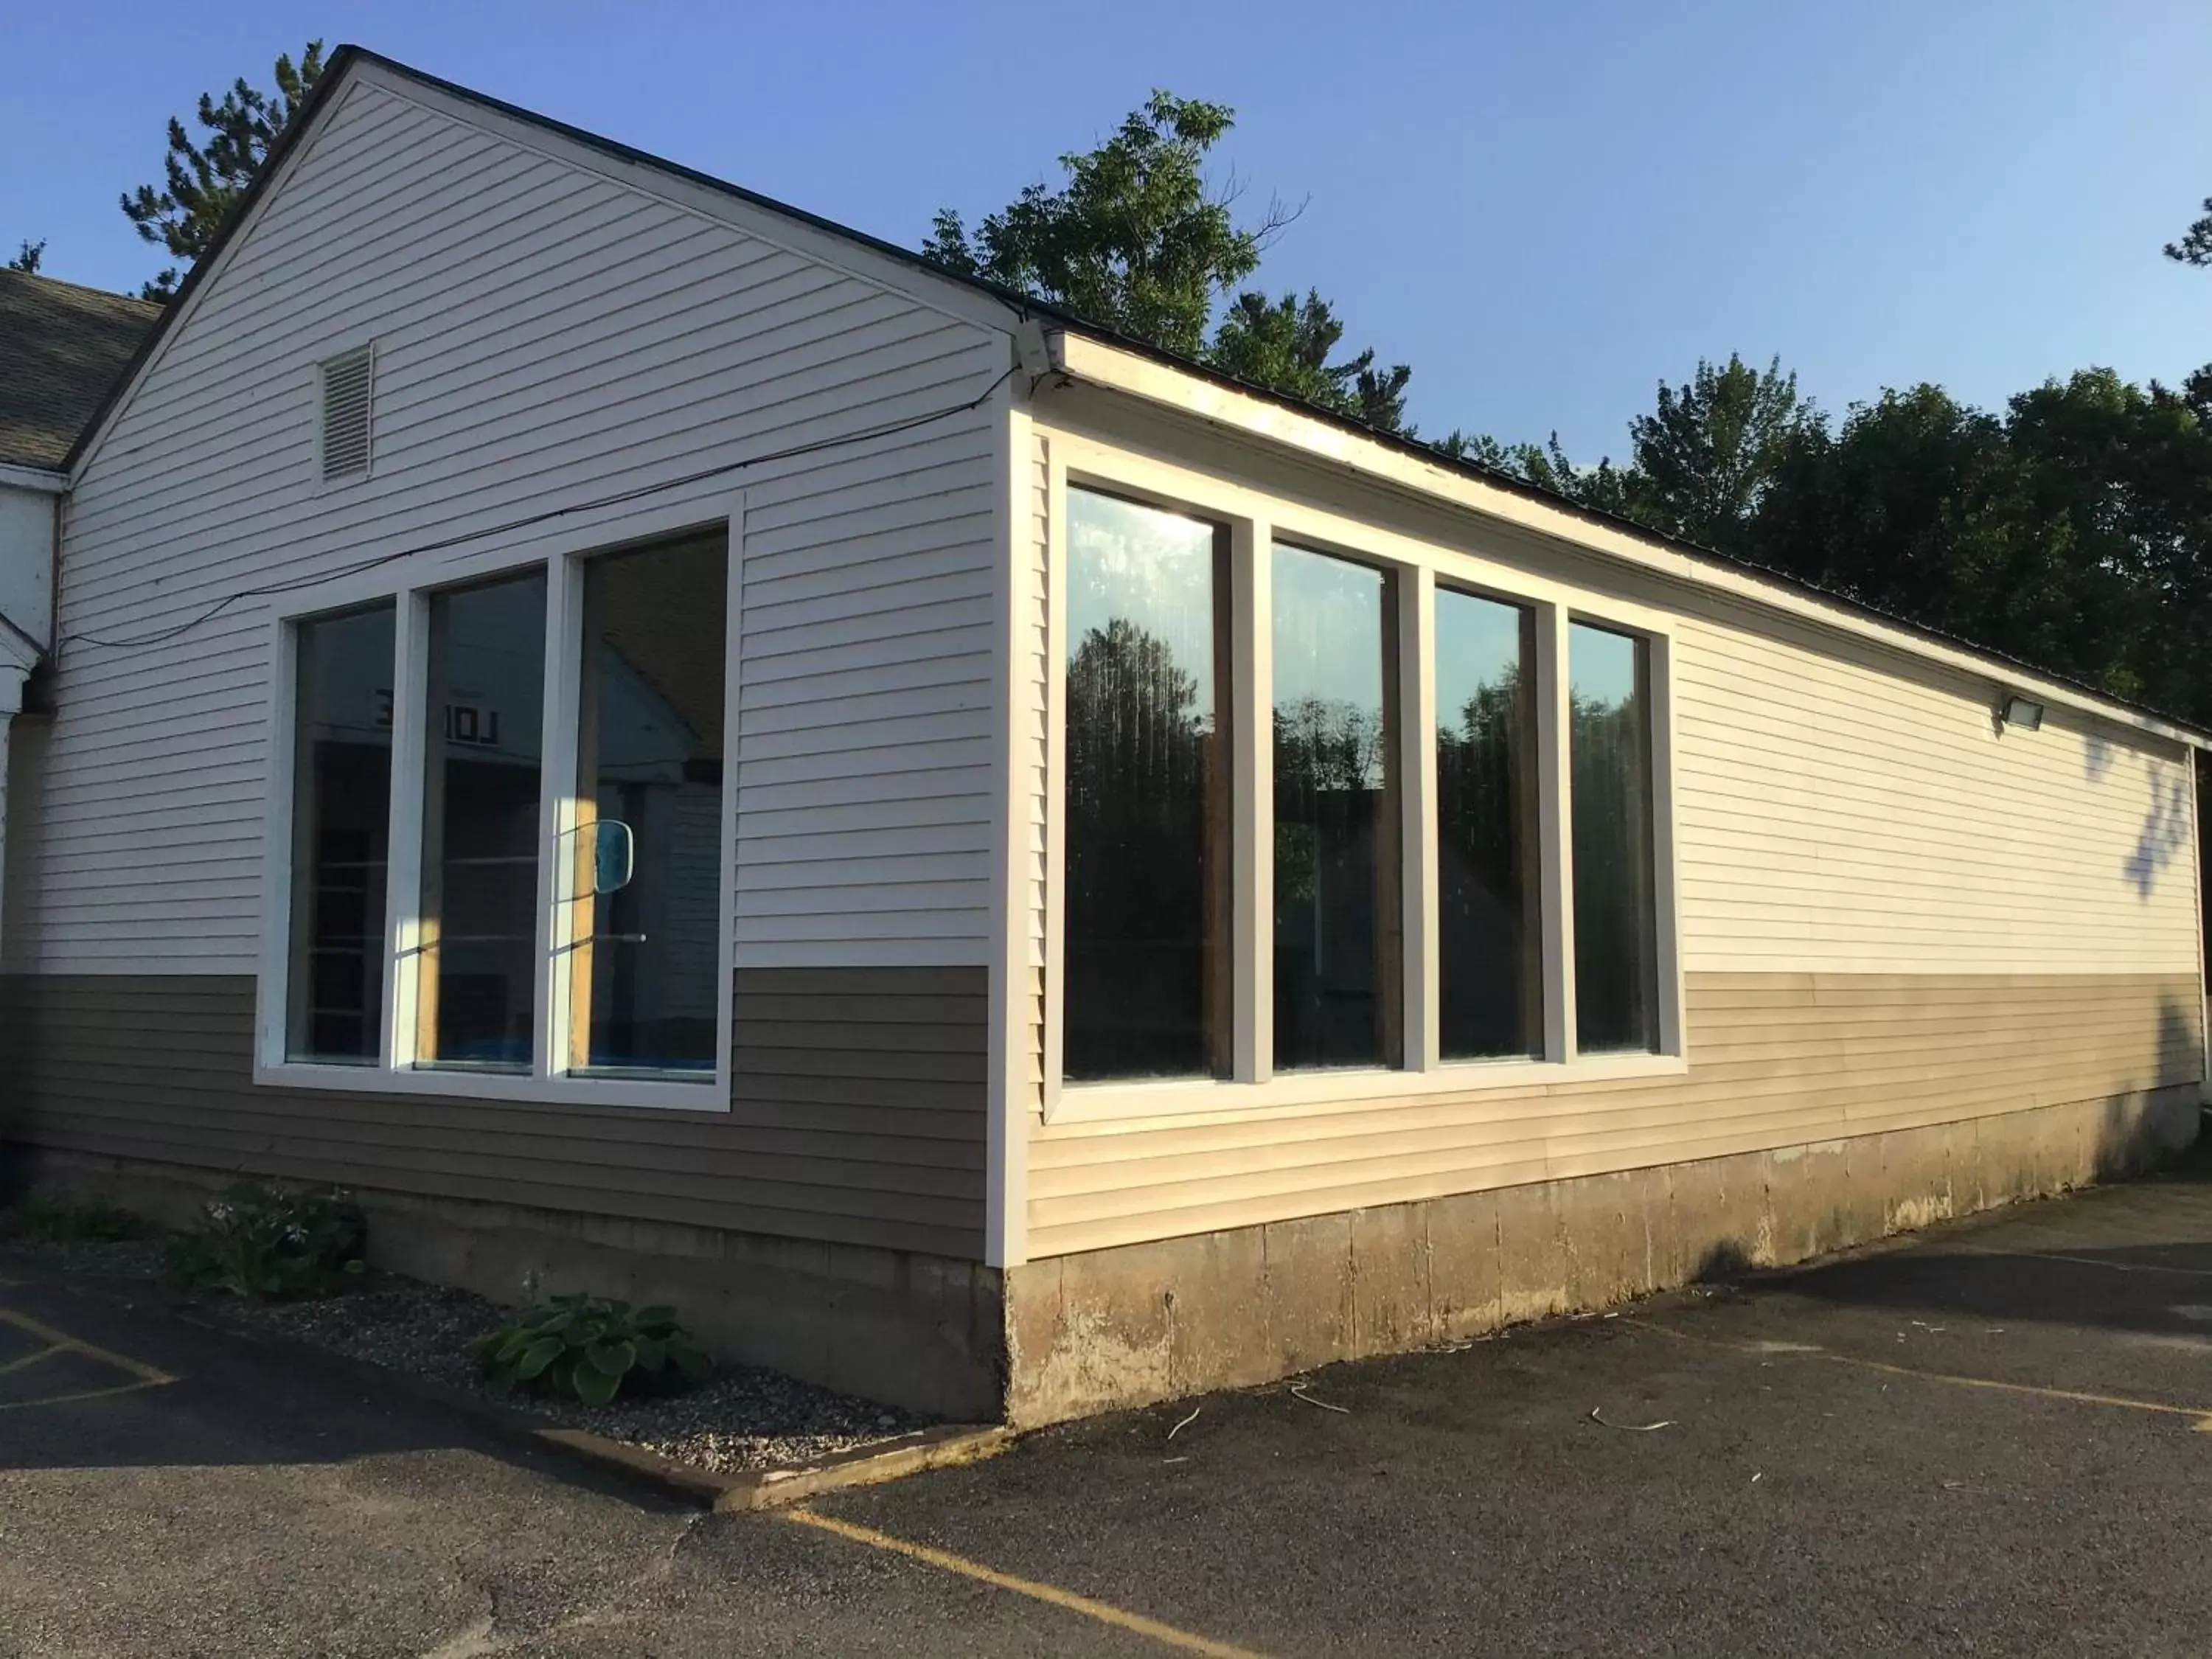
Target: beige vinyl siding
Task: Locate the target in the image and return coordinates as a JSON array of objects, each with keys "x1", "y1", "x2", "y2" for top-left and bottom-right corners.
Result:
[
  {"x1": 1673, "y1": 615, "x2": 2200, "y2": 975},
  {"x1": 1, "y1": 970, "x2": 987, "y2": 1256},
  {"x1": 26, "y1": 67, "x2": 1008, "y2": 976},
  {"x1": 1028, "y1": 970, "x2": 2199, "y2": 1256},
  {"x1": 1022, "y1": 401, "x2": 2205, "y2": 1260}
]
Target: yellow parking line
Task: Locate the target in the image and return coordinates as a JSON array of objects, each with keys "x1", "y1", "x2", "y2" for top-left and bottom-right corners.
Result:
[
  {"x1": 0, "y1": 1307, "x2": 175, "y2": 1385},
  {"x1": 0, "y1": 1378, "x2": 171, "y2": 1413},
  {"x1": 1625, "y1": 1316, "x2": 2212, "y2": 1429},
  {"x1": 1954, "y1": 1243, "x2": 2212, "y2": 1280},
  {"x1": 781, "y1": 1508, "x2": 1274, "y2": 1659},
  {"x1": 0, "y1": 1344, "x2": 66, "y2": 1377}
]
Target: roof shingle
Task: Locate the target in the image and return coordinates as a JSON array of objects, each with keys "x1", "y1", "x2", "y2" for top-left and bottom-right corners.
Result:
[{"x1": 0, "y1": 270, "x2": 162, "y2": 471}]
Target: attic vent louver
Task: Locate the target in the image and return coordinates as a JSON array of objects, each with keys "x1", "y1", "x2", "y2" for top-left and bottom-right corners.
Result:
[{"x1": 319, "y1": 344, "x2": 375, "y2": 481}]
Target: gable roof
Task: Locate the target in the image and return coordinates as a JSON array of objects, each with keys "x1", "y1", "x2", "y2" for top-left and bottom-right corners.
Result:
[
  {"x1": 63, "y1": 45, "x2": 2212, "y2": 747},
  {"x1": 0, "y1": 270, "x2": 161, "y2": 470}
]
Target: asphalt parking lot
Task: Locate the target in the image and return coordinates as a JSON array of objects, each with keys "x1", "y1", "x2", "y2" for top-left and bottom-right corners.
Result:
[{"x1": 9, "y1": 1161, "x2": 2212, "y2": 1658}]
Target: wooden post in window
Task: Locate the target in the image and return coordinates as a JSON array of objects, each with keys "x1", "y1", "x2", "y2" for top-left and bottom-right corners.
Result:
[
  {"x1": 413, "y1": 608, "x2": 448, "y2": 1064},
  {"x1": 566, "y1": 614, "x2": 601, "y2": 1074}
]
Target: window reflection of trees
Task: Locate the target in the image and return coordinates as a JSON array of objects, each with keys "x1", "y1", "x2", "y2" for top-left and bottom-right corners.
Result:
[
  {"x1": 1062, "y1": 490, "x2": 1229, "y2": 1082},
  {"x1": 1570, "y1": 639, "x2": 1660, "y2": 1054},
  {"x1": 1437, "y1": 641, "x2": 1541, "y2": 1060}
]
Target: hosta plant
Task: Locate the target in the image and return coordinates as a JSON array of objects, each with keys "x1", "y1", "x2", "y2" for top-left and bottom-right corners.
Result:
[{"x1": 474, "y1": 1295, "x2": 710, "y2": 1407}]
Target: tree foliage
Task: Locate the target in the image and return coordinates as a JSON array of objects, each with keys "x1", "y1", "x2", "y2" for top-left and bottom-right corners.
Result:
[
  {"x1": 122, "y1": 41, "x2": 327, "y2": 300},
  {"x1": 2167, "y1": 196, "x2": 2212, "y2": 268},
  {"x1": 1209, "y1": 290, "x2": 1413, "y2": 431},
  {"x1": 1624, "y1": 354, "x2": 1816, "y2": 547},
  {"x1": 6, "y1": 240, "x2": 41, "y2": 274},
  {"x1": 1744, "y1": 372, "x2": 2212, "y2": 718},
  {"x1": 928, "y1": 91, "x2": 1412, "y2": 431}
]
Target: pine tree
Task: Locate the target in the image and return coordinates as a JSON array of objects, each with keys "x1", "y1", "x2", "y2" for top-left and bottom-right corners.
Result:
[{"x1": 121, "y1": 43, "x2": 327, "y2": 301}]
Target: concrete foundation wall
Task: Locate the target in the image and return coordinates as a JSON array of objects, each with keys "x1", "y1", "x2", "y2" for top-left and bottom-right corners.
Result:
[
  {"x1": 4, "y1": 1146, "x2": 1005, "y2": 1419},
  {"x1": 1002, "y1": 1086, "x2": 2202, "y2": 1426}
]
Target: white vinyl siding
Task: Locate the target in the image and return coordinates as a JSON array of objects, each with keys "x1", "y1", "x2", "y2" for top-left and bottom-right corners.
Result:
[{"x1": 22, "y1": 71, "x2": 1007, "y2": 978}]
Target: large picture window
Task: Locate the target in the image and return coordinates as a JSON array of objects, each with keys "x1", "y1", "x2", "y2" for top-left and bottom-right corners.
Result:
[
  {"x1": 1435, "y1": 589, "x2": 1540, "y2": 1060},
  {"x1": 1570, "y1": 622, "x2": 1661, "y2": 1054},
  {"x1": 417, "y1": 571, "x2": 549, "y2": 1071},
  {"x1": 264, "y1": 520, "x2": 735, "y2": 1105},
  {"x1": 1273, "y1": 544, "x2": 1400, "y2": 1071},
  {"x1": 285, "y1": 602, "x2": 396, "y2": 1064},
  {"x1": 1043, "y1": 450, "x2": 1683, "y2": 1118},
  {"x1": 1062, "y1": 487, "x2": 1232, "y2": 1082},
  {"x1": 565, "y1": 532, "x2": 728, "y2": 1077}
]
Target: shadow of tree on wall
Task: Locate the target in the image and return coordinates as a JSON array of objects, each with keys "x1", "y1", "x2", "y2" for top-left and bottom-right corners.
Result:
[{"x1": 2125, "y1": 768, "x2": 2192, "y2": 900}]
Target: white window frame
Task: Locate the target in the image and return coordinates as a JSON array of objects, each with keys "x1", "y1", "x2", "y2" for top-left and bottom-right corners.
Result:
[
  {"x1": 253, "y1": 497, "x2": 743, "y2": 1112},
  {"x1": 1040, "y1": 434, "x2": 1685, "y2": 1124}
]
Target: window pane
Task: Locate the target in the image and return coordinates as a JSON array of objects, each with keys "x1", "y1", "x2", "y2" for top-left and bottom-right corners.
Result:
[
  {"x1": 1273, "y1": 544, "x2": 1400, "y2": 1071},
  {"x1": 568, "y1": 532, "x2": 728, "y2": 1075},
  {"x1": 1062, "y1": 488, "x2": 1231, "y2": 1082},
  {"x1": 286, "y1": 603, "x2": 395, "y2": 1063},
  {"x1": 419, "y1": 571, "x2": 547, "y2": 1071},
  {"x1": 1436, "y1": 590, "x2": 1540, "y2": 1060},
  {"x1": 1571, "y1": 622, "x2": 1660, "y2": 1053}
]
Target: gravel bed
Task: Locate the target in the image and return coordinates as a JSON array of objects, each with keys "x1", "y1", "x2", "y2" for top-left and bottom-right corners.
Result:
[{"x1": 0, "y1": 1233, "x2": 929, "y2": 1474}]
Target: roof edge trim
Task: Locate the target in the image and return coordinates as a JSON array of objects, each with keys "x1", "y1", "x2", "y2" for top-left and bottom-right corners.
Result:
[
  {"x1": 0, "y1": 462, "x2": 68, "y2": 495},
  {"x1": 1047, "y1": 328, "x2": 2212, "y2": 753}
]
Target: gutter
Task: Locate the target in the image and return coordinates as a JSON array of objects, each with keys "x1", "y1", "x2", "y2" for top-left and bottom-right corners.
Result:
[{"x1": 1044, "y1": 328, "x2": 2212, "y2": 755}]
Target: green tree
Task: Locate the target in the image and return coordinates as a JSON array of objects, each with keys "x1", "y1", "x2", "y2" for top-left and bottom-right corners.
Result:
[
  {"x1": 2166, "y1": 196, "x2": 2212, "y2": 268},
  {"x1": 926, "y1": 92, "x2": 1276, "y2": 358},
  {"x1": 1749, "y1": 371, "x2": 2212, "y2": 719},
  {"x1": 1430, "y1": 429, "x2": 1644, "y2": 521},
  {"x1": 1209, "y1": 290, "x2": 1412, "y2": 431},
  {"x1": 6, "y1": 240, "x2": 42, "y2": 274},
  {"x1": 2166, "y1": 195, "x2": 2212, "y2": 417},
  {"x1": 121, "y1": 41, "x2": 327, "y2": 300},
  {"x1": 928, "y1": 91, "x2": 1412, "y2": 431},
  {"x1": 1626, "y1": 353, "x2": 1817, "y2": 548}
]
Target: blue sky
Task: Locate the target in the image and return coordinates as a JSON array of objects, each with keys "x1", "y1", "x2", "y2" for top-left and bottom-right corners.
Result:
[{"x1": 7, "y1": 1, "x2": 2206, "y2": 457}]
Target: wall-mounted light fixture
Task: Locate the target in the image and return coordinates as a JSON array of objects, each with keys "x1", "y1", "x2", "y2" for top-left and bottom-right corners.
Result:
[{"x1": 1997, "y1": 693, "x2": 2045, "y2": 732}]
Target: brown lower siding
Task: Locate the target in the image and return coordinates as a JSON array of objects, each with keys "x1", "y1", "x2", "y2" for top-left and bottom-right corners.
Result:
[
  {"x1": 0, "y1": 968, "x2": 988, "y2": 1258},
  {"x1": 4, "y1": 967, "x2": 2205, "y2": 1423}
]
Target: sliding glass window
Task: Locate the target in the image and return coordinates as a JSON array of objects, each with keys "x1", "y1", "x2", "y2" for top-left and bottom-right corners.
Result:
[
  {"x1": 1435, "y1": 590, "x2": 1541, "y2": 1060},
  {"x1": 565, "y1": 532, "x2": 728, "y2": 1077},
  {"x1": 1570, "y1": 622, "x2": 1660, "y2": 1054},
  {"x1": 1273, "y1": 544, "x2": 1400, "y2": 1071},
  {"x1": 285, "y1": 602, "x2": 396, "y2": 1064},
  {"x1": 1062, "y1": 488, "x2": 1234, "y2": 1082},
  {"x1": 417, "y1": 571, "x2": 548, "y2": 1071}
]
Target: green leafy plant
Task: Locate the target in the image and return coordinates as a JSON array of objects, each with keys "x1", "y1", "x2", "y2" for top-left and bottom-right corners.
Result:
[
  {"x1": 0, "y1": 1196, "x2": 145, "y2": 1243},
  {"x1": 473, "y1": 1295, "x2": 710, "y2": 1407},
  {"x1": 166, "y1": 1180, "x2": 366, "y2": 1300}
]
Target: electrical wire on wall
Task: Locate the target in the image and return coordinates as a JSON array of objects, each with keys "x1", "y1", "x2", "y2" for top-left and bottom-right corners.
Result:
[{"x1": 60, "y1": 361, "x2": 1020, "y2": 657}]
